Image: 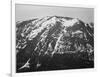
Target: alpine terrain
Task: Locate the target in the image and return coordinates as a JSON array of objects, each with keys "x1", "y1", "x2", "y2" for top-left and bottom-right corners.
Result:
[{"x1": 16, "y1": 16, "x2": 94, "y2": 72}]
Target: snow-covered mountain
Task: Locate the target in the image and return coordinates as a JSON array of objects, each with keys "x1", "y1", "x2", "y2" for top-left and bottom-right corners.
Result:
[{"x1": 16, "y1": 16, "x2": 94, "y2": 72}]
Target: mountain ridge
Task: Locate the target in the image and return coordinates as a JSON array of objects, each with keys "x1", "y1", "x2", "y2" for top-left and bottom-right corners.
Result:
[{"x1": 16, "y1": 16, "x2": 94, "y2": 72}]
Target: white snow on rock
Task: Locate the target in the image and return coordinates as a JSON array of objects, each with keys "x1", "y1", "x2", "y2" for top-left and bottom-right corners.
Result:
[
  {"x1": 19, "y1": 59, "x2": 30, "y2": 70},
  {"x1": 52, "y1": 33, "x2": 63, "y2": 56},
  {"x1": 72, "y1": 30, "x2": 83, "y2": 35},
  {"x1": 61, "y1": 18, "x2": 79, "y2": 27},
  {"x1": 27, "y1": 17, "x2": 80, "y2": 55},
  {"x1": 28, "y1": 16, "x2": 57, "y2": 40}
]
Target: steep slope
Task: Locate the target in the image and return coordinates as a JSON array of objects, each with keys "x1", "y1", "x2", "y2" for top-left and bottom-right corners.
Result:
[{"x1": 16, "y1": 16, "x2": 94, "y2": 72}]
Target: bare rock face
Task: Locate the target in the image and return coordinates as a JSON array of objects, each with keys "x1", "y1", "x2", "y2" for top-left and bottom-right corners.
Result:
[{"x1": 16, "y1": 16, "x2": 94, "y2": 72}]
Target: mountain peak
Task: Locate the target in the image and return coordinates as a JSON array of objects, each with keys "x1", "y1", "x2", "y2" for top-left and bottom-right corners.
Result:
[{"x1": 16, "y1": 16, "x2": 94, "y2": 72}]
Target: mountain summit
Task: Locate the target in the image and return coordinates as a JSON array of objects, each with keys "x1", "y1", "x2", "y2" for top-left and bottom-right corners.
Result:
[{"x1": 16, "y1": 16, "x2": 94, "y2": 72}]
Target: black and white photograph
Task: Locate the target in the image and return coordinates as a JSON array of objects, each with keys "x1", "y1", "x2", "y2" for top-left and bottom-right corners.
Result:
[{"x1": 16, "y1": 4, "x2": 94, "y2": 73}]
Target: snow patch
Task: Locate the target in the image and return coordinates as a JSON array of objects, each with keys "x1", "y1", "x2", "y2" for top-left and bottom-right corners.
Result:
[
  {"x1": 61, "y1": 18, "x2": 79, "y2": 27},
  {"x1": 19, "y1": 59, "x2": 30, "y2": 70},
  {"x1": 28, "y1": 17, "x2": 57, "y2": 40}
]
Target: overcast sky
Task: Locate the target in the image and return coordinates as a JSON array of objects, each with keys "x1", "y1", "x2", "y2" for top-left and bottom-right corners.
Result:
[{"x1": 15, "y1": 4, "x2": 94, "y2": 23}]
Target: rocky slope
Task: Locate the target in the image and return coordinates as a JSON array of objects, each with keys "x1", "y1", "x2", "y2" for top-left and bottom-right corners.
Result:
[{"x1": 16, "y1": 16, "x2": 94, "y2": 72}]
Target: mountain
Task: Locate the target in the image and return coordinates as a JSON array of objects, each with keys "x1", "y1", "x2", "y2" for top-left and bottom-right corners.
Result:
[{"x1": 16, "y1": 16, "x2": 94, "y2": 72}]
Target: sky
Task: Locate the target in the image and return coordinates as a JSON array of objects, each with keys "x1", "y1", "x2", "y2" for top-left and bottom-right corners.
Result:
[{"x1": 15, "y1": 4, "x2": 94, "y2": 23}]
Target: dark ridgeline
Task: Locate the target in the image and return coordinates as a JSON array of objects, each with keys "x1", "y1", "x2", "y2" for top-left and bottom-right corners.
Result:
[{"x1": 16, "y1": 16, "x2": 94, "y2": 73}]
